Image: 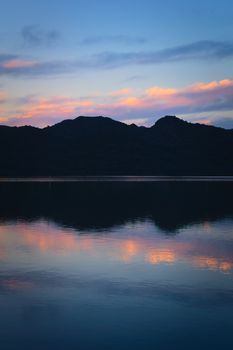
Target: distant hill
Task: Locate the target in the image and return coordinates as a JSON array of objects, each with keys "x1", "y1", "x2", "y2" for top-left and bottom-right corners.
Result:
[{"x1": 0, "y1": 115, "x2": 232, "y2": 176}]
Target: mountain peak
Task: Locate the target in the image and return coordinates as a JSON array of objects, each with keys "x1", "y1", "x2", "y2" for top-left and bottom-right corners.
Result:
[
  {"x1": 153, "y1": 115, "x2": 186, "y2": 127},
  {"x1": 74, "y1": 115, "x2": 104, "y2": 121},
  {"x1": 73, "y1": 115, "x2": 126, "y2": 126}
]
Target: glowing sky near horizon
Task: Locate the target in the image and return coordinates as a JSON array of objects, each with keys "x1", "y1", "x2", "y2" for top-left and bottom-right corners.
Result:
[{"x1": 0, "y1": 0, "x2": 233, "y2": 128}]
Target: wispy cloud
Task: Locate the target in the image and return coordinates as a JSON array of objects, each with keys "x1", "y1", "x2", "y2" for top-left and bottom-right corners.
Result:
[
  {"x1": 0, "y1": 56, "x2": 69, "y2": 77},
  {"x1": 80, "y1": 35, "x2": 146, "y2": 46},
  {"x1": 0, "y1": 54, "x2": 18, "y2": 63},
  {"x1": 79, "y1": 40, "x2": 233, "y2": 69},
  {"x1": 22, "y1": 25, "x2": 60, "y2": 47},
  {"x1": 109, "y1": 88, "x2": 132, "y2": 97},
  {"x1": 0, "y1": 92, "x2": 6, "y2": 104},
  {"x1": 1, "y1": 40, "x2": 233, "y2": 77},
  {"x1": 210, "y1": 117, "x2": 233, "y2": 129},
  {"x1": 3, "y1": 79, "x2": 233, "y2": 127}
]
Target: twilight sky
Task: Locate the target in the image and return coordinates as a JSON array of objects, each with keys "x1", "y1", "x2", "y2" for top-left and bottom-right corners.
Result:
[{"x1": 0, "y1": 0, "x2": 233, "y2": 128}]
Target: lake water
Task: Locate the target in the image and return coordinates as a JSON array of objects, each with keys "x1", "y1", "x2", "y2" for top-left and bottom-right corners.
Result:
[{"x1": 0, "y1": 180, "x2": 233, "y2": 349}]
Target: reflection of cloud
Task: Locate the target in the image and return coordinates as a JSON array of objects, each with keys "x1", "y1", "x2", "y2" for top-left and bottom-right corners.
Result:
[
  {"x1": 147, "y1": 250, "x2": 176, "y2": 265},
  {"x1": 0, "y1": 247, "x2": 5, "y2": 260},
  {"x1": 0, "y1": 221, "x2": 233, "y2": 272},
  {"x1": 17, "y1": 222, "x2": 94, "y2": 253},
  {"x1": 119, "y1": 240, "x2": 140, "y2": 262},
  {"x1": 116, "y1": 239, "x2": 233, "y2": 272},
  {"x1": 0, "y1": 279, "x2": 33, "y2": 290},
  {"x1": 193, "y1": 257, "x2": 233, "y2": 271}
]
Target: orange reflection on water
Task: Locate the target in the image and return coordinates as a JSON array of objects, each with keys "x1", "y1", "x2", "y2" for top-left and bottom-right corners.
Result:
[
  {"x1": 120, "y1": 239, "x2": 140, "y2": 262},
  {"x1": 0, "y1": 221, "x2": 233, "y2": 272},
  {"x1": 11, "y1": 222, "x2": 95, "y2": 254},
  {"x1": 147, "y1": 250, "x2": 176, "y2": 265},
  {"x1": 192, "y1": 256, "x2": 233, "y2": 271},
  {"x1": 24, "y1": 230, "x2": 80, "y2": 252}
]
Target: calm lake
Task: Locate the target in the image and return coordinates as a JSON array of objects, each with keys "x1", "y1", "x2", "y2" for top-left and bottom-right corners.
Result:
[{"x1": 0, "y1": 179, "x2": 233, "y2": 349}]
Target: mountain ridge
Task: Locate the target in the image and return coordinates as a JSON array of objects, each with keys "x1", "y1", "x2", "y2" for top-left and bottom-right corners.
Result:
[
  {"x1": 0, "y1": 115, "x2": 232, "y2": 176},
  {"x1": 1, "y1": 115, "x2": 232, "y2": 131}
]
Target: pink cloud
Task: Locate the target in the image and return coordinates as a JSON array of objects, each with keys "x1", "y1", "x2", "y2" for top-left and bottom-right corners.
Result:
[
  {"x1": 109, "y1": 88, "x2": 132, "y2": 97},
  {"x1": 191, "y1": 118, "x2": 211, "y2": 125},
  {"x1": 187, "y1": 79, "x2": 233, "y2": 93},
  {"x1": 3, "y1": 78, "x2": 233, "y2": 127},
  {"x1": 1, "y1": 59, "x2": 37, "y2": 69},
  {"x1": 0, "y1": 90, "x2": 7, "y2": 104},
  {"x1": 119, "y1": 96, "x2": 144, "y2": 107}
]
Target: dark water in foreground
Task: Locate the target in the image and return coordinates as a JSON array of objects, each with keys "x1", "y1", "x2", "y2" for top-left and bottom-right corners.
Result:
[{"x1": 0, "y1": 180, "x2": 233, "y2": 350}]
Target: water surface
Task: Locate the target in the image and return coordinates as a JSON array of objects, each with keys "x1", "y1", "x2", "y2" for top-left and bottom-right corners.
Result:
[{"x1": 0, "y1": 181, "x2": 233, "y2": 349}]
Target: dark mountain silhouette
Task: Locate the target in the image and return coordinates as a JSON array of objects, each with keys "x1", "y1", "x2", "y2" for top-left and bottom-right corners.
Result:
[{"x1": 0, "y1": 115, "x2": 232, "y2": 175}]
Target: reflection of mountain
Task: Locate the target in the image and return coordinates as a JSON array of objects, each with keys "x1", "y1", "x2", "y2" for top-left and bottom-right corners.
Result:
[
  {"x1": 0, "y1": 181, "x2": 232, "y2": 232},
  {"x1": 0, "y1": 115, "x2": 233, "y2": 175}
]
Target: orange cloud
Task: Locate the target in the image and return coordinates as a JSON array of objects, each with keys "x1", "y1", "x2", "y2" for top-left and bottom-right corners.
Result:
[
  {"x1": 146, "y1": 86, "x2": 177, "y2": 97},
  {"x1": 109, "y1": 88, "x2": 132, "y2": 97},
  {"x1": 187, "y1": 79, "x2": 233, "y2": 93},
  {"x1": 3, "y1": 78, "x2": 233, "y2": 127},
  {"x1": 0, "y1": 117, "x2": 8, "y2": 123},
  {"x1": 13, "y1": 96, "x2": 94, "y2": 123},
  {"x1": 120, "y1": 96, "x2": 143, "y2": 107}
]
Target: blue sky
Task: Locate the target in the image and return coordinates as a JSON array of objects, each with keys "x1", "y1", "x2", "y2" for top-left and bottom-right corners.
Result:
[{"x1": 0, "y1": 0, "x2": 233, "y2": 127}]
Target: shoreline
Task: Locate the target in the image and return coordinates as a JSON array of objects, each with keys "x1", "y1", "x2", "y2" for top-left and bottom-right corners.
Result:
[{"x1": 0, "y1": 176, "x2": 233, "y2": 182}]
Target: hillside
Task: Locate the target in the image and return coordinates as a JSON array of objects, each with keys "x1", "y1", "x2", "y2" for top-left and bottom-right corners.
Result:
[{"x1": 0, "y1": 115, "x2": 232, "y2": 175}]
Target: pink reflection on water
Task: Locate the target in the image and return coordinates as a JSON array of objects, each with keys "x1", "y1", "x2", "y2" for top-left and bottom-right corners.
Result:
[
  {"x1": 0, "y1": 279, "x2": 33, "y2": 290},
  {"x1": 0, "y1": 220, "x2": 232, "y2": 272}
]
